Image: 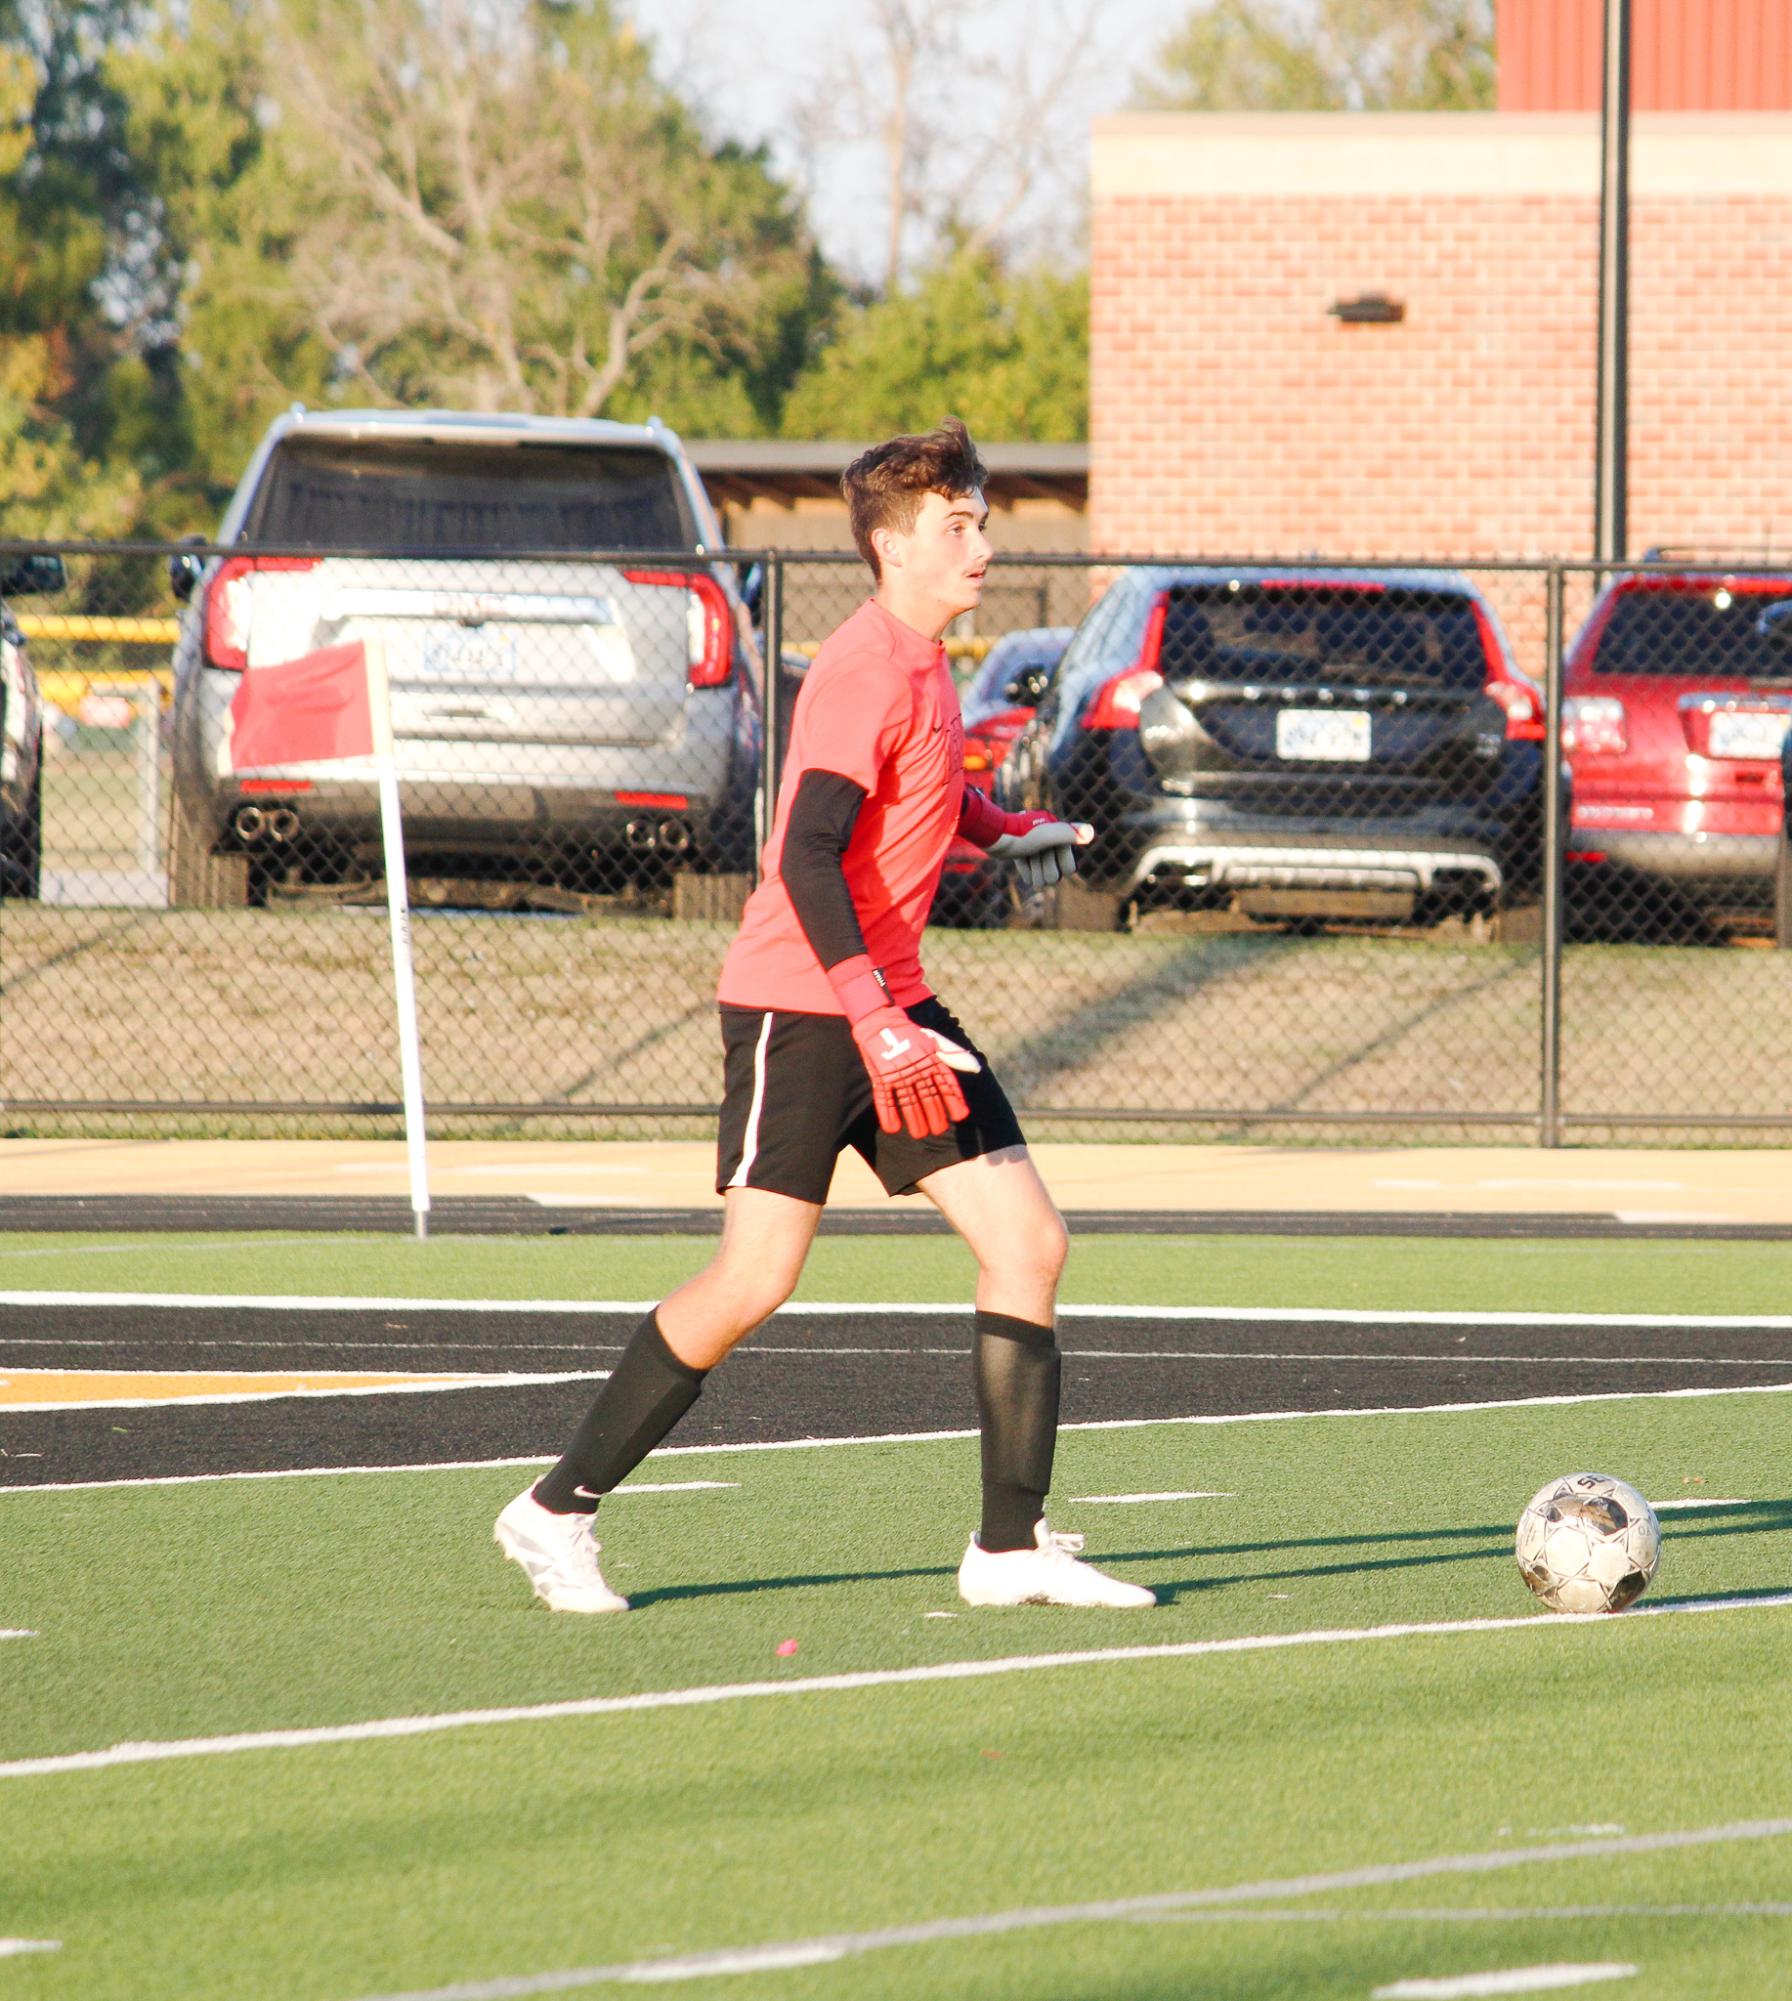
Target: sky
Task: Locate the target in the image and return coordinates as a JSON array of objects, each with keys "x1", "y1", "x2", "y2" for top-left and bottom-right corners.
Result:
[{"x1": 621, "y1": 0, "x2": 1198, "y2": 283}]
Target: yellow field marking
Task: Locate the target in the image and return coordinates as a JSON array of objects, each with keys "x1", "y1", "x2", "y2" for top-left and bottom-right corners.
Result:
[{"x1": 0, "y1": 1369, "x2": 481, "y2": 1409}]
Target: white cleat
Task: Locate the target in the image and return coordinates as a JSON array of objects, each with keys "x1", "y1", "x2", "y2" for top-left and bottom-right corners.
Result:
[
  {"x1": 957, "y1": 1520, "x2": 1157, "y2": 1609},
  {"x1": 494, "y1": 1486, "x2": 629, "y2": 1613}
]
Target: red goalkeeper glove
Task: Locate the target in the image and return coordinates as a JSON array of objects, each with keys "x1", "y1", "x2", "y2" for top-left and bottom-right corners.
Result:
[{"x1": 827, "y1": 956, "x2": 978, "y2": 1140}]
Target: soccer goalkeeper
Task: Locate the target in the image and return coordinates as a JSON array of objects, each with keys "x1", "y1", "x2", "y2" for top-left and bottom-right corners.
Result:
[{"x1": 496, "y1": 419, "x2": 1155, "y2": 1614}]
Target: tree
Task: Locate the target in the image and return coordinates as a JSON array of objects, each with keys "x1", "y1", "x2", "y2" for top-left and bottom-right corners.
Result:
[
  {"x1": 781, "y1": 247, "x2": 1086, "y2": 443},
  {"x1": 792, "y1": 0, "x2": 1103, "y2": 292},
  {"x1": 1138, "y1": 0, "x2": 1495, "y2": 113},
  {"x1": 0, "y1": 0, "x2": 185, "y2": 536},
  {"x1": 118, "y1": 0, "x2": 836, "y2": 497}
]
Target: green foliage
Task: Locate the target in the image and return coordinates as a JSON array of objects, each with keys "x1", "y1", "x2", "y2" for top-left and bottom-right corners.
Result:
[
  {"x1": 0, "y1": 0, "x2": 177, "y2": 538},
  {"x1": 782, "y1": 249, "x2": 1087, "y2": 444},
  {"x1": 1139, "y1": 0, "x2": 1495, "y2": 112},
  {"x1": 114, "y1": 0, "x2": 838, "y2": 500}
]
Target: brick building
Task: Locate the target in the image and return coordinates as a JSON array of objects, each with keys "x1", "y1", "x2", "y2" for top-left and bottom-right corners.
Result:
[{"x1": 1088, "y1": 109, "x2": 1792, "y2": 585}]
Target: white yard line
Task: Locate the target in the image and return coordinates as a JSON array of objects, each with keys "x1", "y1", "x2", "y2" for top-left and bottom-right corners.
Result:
[
  {"x1": 3, "y1": 1594, "x2": 1788, "y2": 1785},
  {"x1": 0, "y1": 1631, "x2": 37, "y2": 1642},
  {"x1": 1372, "y1": 1969, "x2": 1636, "y2": 1998},
  {"x1": 5, "y1": 1380, "x2": 1792, "y2": 1496},
  {"x1": 1131, "y1": 1902, "x2": 1792, "y2": 1926},
  {"x1": 9, "y1": 1337, "x2": 1787, "y2": 1369},
  {"x1": 6, "y1": 1292, "x2": 1792, "y2": 1329},
  {"x1": 0, "y1": 1941, "x2": 58, "y2": 1960},
  {"x1": 0, "y1": 1467, "x2": 731, "y2": 1498},
  {"x1": 336, "y1": 1820, "x2": 1792, "y2": 1999},
  {"x1": 1068, "y1": 1492, "x2": 1235, "y2": 1505}
]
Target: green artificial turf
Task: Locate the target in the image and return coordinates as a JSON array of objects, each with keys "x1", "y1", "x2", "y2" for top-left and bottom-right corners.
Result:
[
  {"x1": 4, "y1": 1389, "x2": 1791, "y2": 2000},
  {"x1": 2, "y1": 1227, "x2": 1790, "y2": 1314}
]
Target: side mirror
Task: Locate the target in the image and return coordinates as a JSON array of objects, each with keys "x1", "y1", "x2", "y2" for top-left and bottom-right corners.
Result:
[
  {"x1": 168, "y1": 535, "x2": 206, "y2": 605},
  {"x1": 0, "y1": 552, "x2": 66, "y2": 598},
  {"x1": 1760, "y1": 601, "x2": 1792, "y2": 653}
]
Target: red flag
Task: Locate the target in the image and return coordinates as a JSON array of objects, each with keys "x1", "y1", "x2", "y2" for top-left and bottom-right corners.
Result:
[{"x1": 227, "y1": 642, "x2": 376, "y2": 771}]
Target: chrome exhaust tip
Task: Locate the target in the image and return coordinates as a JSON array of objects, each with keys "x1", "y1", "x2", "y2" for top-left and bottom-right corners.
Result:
[
  {"x1": 624, "y1": 818, "x2": 658, "y2": 851},
  {"x1": 266, "y1": 807, "x2": 301, "y2": 842},
  {"x1": 233, "y1": 804, "x2": 267, "y2": 842},
  {"x1": 657, "y1": 818, "x2": 693, "y2": 856}
]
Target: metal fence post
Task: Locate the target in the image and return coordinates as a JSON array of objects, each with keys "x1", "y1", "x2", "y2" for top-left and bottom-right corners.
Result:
[
  {"x1": 756, "y1": 553, "x2": 783, "y2": 885},
  {"x1": 1540, "y1": 564, "x2": 1566, "y2": 1147}
]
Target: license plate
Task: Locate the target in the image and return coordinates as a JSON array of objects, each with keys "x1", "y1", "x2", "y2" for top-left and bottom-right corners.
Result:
[
  {"x1": 1276, "y1": 708, "x2": 1371, "y2": 762},
  {"x1": 1708, "y1": 709, "x2": 1789, "y2": 760},
  {"x1": 421, "y1": 627, "x2": 519, "y2": 681}
]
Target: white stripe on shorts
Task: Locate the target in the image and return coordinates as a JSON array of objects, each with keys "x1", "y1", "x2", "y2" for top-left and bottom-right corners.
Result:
[{"x1": 725, "y1": 1011, "x2": 776, "y2": 1190}]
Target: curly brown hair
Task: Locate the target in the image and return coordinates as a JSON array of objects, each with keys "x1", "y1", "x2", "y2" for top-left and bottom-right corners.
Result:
[{"x1": 840, "y1": 417, "x2": 988, "y2": 580}]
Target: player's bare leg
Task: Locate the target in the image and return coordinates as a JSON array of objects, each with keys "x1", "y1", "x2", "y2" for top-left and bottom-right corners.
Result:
[
  {"x1": 924, "y1": 1146, "x2": 1154, "y2": 1609},
  {"x1": 657, "y1": 1187, "x2": 823, "y2": 1368},
  {"x1": 919, "y1": 1143, "x2": 1067, "y2": 1323},
  {"x1": 496, "y1": 1188, "x2": 820, "y2": 1611}
]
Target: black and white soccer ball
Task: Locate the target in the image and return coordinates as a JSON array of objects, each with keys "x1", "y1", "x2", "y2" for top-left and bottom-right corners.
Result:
[{"x1": 1514, "y1": 1472, "x2": 1662, "y2": 1614}]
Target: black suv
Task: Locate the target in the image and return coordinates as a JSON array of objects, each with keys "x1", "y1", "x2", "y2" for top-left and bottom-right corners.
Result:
[
  {"x1": 996, "y1": 566, "x2": 1548, "y2": 933},
  {"x1": 0, "y1": 553, "x2": 65, "y2": 901}
]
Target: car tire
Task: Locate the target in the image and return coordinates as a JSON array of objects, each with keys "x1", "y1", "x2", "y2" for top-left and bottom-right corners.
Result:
[
  {"x1": 167, "y1": 794, "x2": 250, "y2": 909},
  {"x1": 1051, "y1": 877, "x2": 1126, "y2": 933},
  {"x1": 0, "y1": 756, "x2": 43, "y2": 901},
  {"x1": 671, "y1": 871, "x2": 751, "y2": 924},
  {"x1": 1775, "y1": 826, "x2": 1792, "y2": 950},
  {"x1": 1491, "y1": 895, "x2": 1543, "y2": 945}
]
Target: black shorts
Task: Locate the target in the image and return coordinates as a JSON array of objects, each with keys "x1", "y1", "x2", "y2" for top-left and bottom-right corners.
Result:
[{"x1": 715, "y1": 996, "x2": 1026, "y2": 1204}]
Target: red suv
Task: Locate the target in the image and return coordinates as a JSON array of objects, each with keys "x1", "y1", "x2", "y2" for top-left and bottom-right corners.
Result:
[{"x1": 1564, "y1": 566, "x2": 1792, "y2": 937}]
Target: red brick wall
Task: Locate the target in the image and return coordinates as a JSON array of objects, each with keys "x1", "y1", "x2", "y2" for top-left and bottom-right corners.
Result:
[{"x1": 1090, "y1": 146, "x2": 1792, "y2": 675}]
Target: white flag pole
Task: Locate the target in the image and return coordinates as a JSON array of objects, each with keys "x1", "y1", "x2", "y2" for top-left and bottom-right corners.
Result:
[{"x1": 367, "y1": 642, "x2": 431, "y2": 1241}]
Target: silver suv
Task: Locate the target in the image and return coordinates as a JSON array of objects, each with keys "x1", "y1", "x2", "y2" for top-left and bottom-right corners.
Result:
[{"x1": 166, "y1": 408, "x2": 761, "y2": 909}]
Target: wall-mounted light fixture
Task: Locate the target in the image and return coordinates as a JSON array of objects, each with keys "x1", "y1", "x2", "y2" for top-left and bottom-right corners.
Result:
[{"x1": 1329, "y1": 293, "x2": 1405, "y2": 324}]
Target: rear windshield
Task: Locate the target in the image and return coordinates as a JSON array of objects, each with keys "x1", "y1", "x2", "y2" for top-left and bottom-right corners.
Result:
[
  {"x1": 1592, "y1": 586, "x2": 1792, "y2": 679},
  {"x1": 243, "y1": 438, "x2": 694, "y2": 553},
  {"x1": 1160, "y1": 585, "x2": 1488, "y2": 690}
]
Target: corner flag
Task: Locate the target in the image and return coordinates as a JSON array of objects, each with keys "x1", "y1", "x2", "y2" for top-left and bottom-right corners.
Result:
[
  {"x1": 225, "y1": 639, "x2": 430, "y2": 1240},
  {"x1": 226, "y1": 641, "x2": 378, "y2": 771}
]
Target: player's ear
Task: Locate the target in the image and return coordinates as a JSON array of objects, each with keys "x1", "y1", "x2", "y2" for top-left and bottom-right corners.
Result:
[{"x1": 871, "y1": 521, "x2": 904, "y2": 577}]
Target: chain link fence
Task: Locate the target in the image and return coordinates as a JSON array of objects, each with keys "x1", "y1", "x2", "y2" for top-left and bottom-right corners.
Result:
[{"x1": 4, "y1": 540, "x2": 1792, "y2": 1142}]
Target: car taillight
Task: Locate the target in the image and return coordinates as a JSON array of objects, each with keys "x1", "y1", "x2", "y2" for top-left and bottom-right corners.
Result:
[
  {"x1": 1487, "y1": 678, "x2": 1545, "y2": 742},
  {"x1": 1082, "y1": 596, "x2": 1167, "y2": 730},
  {"x1": 963, "y1": 740, "x2": 995, "y2": 773},
  {"x1": 625, "y1": 570, "x2": 732, "y2": 688},
  {"x1": 1562, "y1": 695, "x2": 1628, "y2": 755},
  {"x1": 202, "y1": 556, "x2": 320, "y2": 671},
  {"x1": 1468, "y1": 599, "x2": 1544, "y2": 742}
]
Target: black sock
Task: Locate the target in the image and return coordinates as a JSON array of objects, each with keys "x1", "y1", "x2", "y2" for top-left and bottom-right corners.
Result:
[
  {"x1": 533, "y1": 1309, "x2": 706, "y2": 1514},
  {"x1": 973, "y1": 1309, "x2": 1060, "y2": 1553}
]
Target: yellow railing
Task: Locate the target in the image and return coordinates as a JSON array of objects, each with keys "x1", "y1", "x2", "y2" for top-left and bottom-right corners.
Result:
[{"x1": 16, "y1": 613, "x2": 180, "y2": 645}]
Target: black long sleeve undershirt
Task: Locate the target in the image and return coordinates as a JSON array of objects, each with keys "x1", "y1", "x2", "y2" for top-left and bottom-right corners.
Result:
[{"x1": 782, "y1": 767, "x2": 871, "y2": 973}]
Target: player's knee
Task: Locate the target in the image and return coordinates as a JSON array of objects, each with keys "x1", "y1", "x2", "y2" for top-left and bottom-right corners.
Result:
[
  {"x1": 720, "y1": 1262, "x2": 803, "y2": 1335},
  {"x1": 985, "y1": 1207, "x2": 1067, "y2": 1293}
]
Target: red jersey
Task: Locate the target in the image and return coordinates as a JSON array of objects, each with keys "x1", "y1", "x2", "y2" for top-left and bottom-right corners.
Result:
[{"x1": 719, "y1": 599, "x2": 965, "y2": 1013}]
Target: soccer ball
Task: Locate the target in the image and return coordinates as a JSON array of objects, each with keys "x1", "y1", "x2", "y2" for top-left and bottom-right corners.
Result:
[{"x1": 1514, "y1": 1472, "x2": 1661, "y2": 1614}]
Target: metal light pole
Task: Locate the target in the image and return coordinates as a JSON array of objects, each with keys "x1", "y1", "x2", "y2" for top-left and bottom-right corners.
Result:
[{"x1": 1594, "y1": 0, "x2": 1631, "y2": 564}]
